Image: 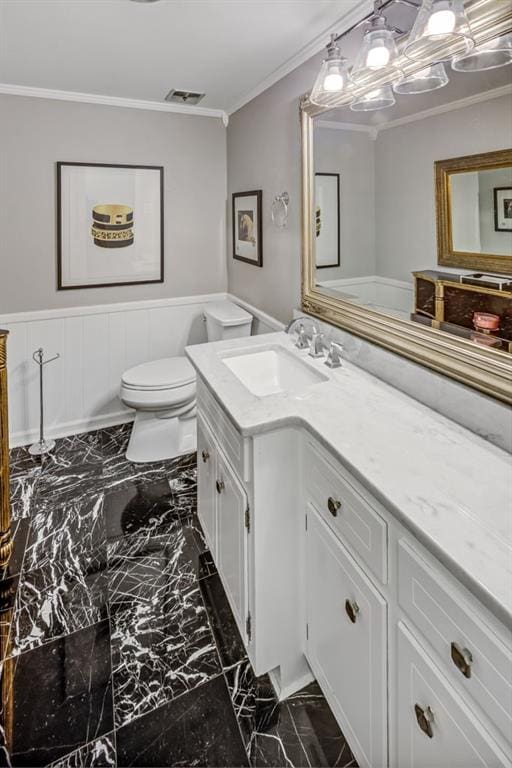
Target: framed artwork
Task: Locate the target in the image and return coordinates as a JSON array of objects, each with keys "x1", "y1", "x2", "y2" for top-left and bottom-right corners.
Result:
[
  {"x1": 315, "y1": 173, "x2": 340, "y2": 269},
  {"x1": 494, "y1": 187, "x2": 512, "y2": 232},
  {"x1": 232, "y1": 190, "x2": 263, "y2": 267},
  {"x1": 57, "y1": 162, "x2": 164, "y2": 289}
]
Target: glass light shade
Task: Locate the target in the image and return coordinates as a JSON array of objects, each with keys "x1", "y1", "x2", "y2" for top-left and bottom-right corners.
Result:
[
  {"x1": 452, "y1": 33, "x2": 512, "y2": 71},
  {"x1": 404, "y1": 0, "x2": 474, "y2": 61},
  {"x1": 350, "y1": 85, "x2": 396, "y2": 112},
  {"x1": 310, "y1": 36, "x2": 351, "y2": 106},
  {"x1": 351, "y1": 17, "x2": 402, "y2": 85},
  {"x1": 393, "y1": 62, "x2": 449, "y2": 94}
]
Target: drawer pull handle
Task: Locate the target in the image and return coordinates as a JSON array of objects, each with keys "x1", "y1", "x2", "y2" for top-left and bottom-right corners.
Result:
[
  {"x1": 216, "y1": 479, "x2": 225, "y2": 494},
  {"x1": 327, "y1": 496, "x2": 341, "y2": 517},
  {"x1": 414, "y1": 704, "x2": 434, "y2": 739},
  {"x1": 451, "y1": 642, "x2": 473, "y2": 679},
  {"x1": 201, "y1": 450, "x2": 210, "y2": 463},
  {"x1": 345, "y1": 599, "x2": 360, "y2": 624}
]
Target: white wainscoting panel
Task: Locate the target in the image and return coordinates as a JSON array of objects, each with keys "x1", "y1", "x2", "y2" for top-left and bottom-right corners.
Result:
[
  {"x1": 317, "y1": 276, "x2": 413, "y2": 318},
  {"x1": 1, "y1": 293, "x2": 282, "y2": 447}
]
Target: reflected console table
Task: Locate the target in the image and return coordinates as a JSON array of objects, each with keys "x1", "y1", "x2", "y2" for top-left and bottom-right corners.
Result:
[{"x1": 412, "y1": 271, "x2": 512, "y2": 353}]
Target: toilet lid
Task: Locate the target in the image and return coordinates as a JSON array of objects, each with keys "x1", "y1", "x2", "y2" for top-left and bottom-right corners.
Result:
[{"x1": 122, "y1": 357, "x2": 196, "y2": 391}]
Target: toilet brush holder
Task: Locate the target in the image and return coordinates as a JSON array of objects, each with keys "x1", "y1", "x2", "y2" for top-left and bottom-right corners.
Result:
[{"x1": 28, "y1": 347, "x2": 60, "y2": 456}]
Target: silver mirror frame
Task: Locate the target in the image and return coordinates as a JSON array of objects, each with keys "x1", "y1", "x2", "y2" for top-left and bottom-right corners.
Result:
[{"x1": 300, "y1": 101, "x2": 512, "y2": 404}]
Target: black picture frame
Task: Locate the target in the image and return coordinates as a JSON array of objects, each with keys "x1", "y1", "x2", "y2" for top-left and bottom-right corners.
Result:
[
  {"x1": 232, "y1": 190, "x2": 263, "y2": 267},
  {"x1": 493, "y1": 186, "x2": 512, "y2": 232},
  {"x1": 315, "y1": 172, "x2": 340, "y2": 269},
  {"x1": 57, "y1": 161, "x2": 164, "y2": 290}
]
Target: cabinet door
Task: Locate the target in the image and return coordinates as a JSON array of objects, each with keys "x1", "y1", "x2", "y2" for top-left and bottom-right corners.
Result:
[
  {"x1": 216, "y1": 449, "x2": 248, "y2": 640},
  {"x1": 306, "y1": 506, "x2": 387, "y2": 768},
  {"x1": 197, "y1": 416, "x2": 217, "y2": 558},
  {"x1": 397, "y1": 622, "x2": 510, "y2": 768}
]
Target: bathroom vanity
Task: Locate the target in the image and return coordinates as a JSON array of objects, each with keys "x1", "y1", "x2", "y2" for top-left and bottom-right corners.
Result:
[{"x1": 187, "y1": 332, "x2": 512, "y2": 768}]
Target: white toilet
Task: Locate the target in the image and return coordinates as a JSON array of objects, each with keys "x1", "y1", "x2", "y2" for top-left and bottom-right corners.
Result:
[{"x1": 120, "y1": 301, "x2": 253, "y2": 463}]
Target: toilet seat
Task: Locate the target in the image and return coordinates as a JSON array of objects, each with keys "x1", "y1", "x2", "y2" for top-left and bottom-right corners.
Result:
[{"x1": 121, "y1": 357, "x2": 196, "y2": 392}]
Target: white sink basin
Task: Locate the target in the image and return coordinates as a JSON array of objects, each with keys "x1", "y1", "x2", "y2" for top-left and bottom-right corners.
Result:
[{"x1": 221, "y1": 346, "x2": 328, "y2": 398}]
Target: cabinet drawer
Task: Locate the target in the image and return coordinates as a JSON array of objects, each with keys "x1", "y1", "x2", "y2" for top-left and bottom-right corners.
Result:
[
  {"x1": 197, "y1": 377, "x2": 250, "y2": 482},
  {"x1": 304, "y1": 439, "x2": 387, "y2": 583},
  {"x1": 397, "y1": 622, "x2": 510, "y2": 768},
  {"x1": 306, "y1": 507, "x2": 387, "y2": 768},
  {"x1": 398, "y1": 539, "x2": 512, "y2": 746}
]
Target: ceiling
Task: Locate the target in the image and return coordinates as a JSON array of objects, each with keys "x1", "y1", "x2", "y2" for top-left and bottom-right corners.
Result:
[{"x1": 0, "y1": 0, "x2": 365, "y2": 114}]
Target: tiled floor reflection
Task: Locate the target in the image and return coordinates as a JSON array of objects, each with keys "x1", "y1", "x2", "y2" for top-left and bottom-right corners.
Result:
[{"x1": 1, "y1": 426, "x2": 357, "y2": 767}]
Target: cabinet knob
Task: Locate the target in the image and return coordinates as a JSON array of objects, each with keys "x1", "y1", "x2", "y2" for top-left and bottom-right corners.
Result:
[
  {"x1": 216, "y1": 479, "x2": 225, "y2": 494},
  {"x1": 451, "y1": 642, "x2": 473, "y2": 679},
  {"x1": 345, "y1": 599, "x2": 360, "y2": 624},
  {"x1": 327, "y1": 496, "x2": 341, "y2": 517},
  {"x1": 201, "y1": 450, "x2": 210, "y2": 463},
  {"x1": 414, "y1": 704, "x2": 434, "y2": 739}
]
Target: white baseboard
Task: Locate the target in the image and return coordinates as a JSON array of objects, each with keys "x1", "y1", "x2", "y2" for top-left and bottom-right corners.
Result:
[
  {"x1": 268, "y1": 667, "x2": 315, "y2": 702},
  {"x1": 11, "y1": 410, "x2": 135, "y2": 449}
]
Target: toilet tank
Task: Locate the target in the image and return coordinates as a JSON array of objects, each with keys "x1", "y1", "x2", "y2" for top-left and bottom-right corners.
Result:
[{"x1": 204, "y1": 301, "x2": 253, "y2": 342}]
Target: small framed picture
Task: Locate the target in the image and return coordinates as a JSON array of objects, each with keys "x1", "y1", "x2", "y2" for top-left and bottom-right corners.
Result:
[
  {"x1": 232, "y1": 190, "x2": 263, "y2": 267},
  {"x1": 315, "y1": 173, "x2": 340, "y2": 269},
  {"x1": 57, "y1": 162, "x2": 164, "y2": 289},
  {"x1": 494, "y1": 186, "x2": 512, "y2": 232}
]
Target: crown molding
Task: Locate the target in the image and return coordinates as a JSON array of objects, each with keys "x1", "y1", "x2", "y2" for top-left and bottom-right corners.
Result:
[
  {"x1": 0, "y1": 83, "x2": 229, "y2": 122},
  {"x1": 316, "y1": 119, "x2": 378, "y2": 139},
  {"x1": 376, "y1": 83, "x2": 512, "y2": 134},
  {"x1": 226, "y1": 0, "x2": 372, "y2": 116},
  {"x1": 314, "y1": 84, "x2": 512, "y2": 138}
]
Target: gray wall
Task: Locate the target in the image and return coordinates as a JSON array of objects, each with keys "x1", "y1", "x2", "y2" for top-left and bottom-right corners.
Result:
[
  {"x1": 313, "y1": 126, "x2": 375, "y2": 281},
  {"x1": 374, "y1": 94, "x2": 512, "y2": 282},
  {"x1": 478, "y1": 166, "x2": 512, "y2": 255},
  {"x1": 226, "y1": 57, "x2": 321, "y2": 325},
  {"x1": 0, "y1": 94, "x2": 227, "y2": 313}
]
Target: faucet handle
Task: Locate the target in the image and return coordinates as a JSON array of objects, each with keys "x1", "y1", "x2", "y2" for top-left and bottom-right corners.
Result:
[
  {"x1": 295, "y1": 323, "x2": 309, "y2": 350},
  {"x1": 309, "y1": 328, "x2": 325, "y2": 359},
  {"x1": 325, "y1": 341, "x2": 343, "y2": 368}
]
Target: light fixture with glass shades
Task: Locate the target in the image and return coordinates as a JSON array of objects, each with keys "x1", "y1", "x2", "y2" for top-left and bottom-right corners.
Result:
[
  {"x1": 350, "y1": 11, "x2": 403, "y2": 85},
  {"x1": 451, "y1": 32, "x2": 512, "y2": 71},
  {"x1": 350, "y1": 84, "x2": 396, "y2": 111},
  {"x1": 393, "y1": 62, "x2": 449, "y2": 93},
  {"x1": 404, "y1": 0, "x2": 474, "y2": 61},
  {"x1": 308, "y1": 0, "x2": 512, "y2": 112},
  {"x1": 310, "y1": 34, "x2": 350, "y2": 106}
]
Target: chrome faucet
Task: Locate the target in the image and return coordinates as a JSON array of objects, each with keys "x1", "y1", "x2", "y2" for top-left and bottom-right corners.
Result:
[
  {"x1": 325, "y1": 341, "x2": 343, "y2": 368},
  {"x1": 285, "y1": 316, "x2": 314, "y2": 350},
  {"x1": 309, "y1": 326, "x2": 325, "y2": 358}
]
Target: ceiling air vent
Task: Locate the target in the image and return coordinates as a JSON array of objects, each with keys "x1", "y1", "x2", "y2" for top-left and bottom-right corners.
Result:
[{"x1": 164, "y1": 90, "x2": 205, "y2": 106}]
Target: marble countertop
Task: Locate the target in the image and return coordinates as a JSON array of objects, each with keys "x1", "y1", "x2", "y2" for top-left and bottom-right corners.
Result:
[{"x1": 186, "y1": 332, "x2": 512, "y2": 629}]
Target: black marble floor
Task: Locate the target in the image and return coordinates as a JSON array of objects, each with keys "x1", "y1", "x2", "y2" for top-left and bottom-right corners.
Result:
[{"x1": 0, "y1": 426, "x2": 357, "y2": 767}]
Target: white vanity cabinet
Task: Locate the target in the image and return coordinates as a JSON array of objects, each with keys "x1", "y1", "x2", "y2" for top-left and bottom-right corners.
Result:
[
  {"x1": 305, "y1": 505, "x2": 388, "y2": 768},
  {"x1": 197, "y1": 412, "x2": 249, "y2": 641},
  {"x1": 194, "y1": 372, "x2": 512, "y2": 768}
]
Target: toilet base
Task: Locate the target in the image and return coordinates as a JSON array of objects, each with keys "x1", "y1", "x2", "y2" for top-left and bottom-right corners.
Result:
[{"x1": 126, "y1": 407, "x2": 197, "y2": 463}]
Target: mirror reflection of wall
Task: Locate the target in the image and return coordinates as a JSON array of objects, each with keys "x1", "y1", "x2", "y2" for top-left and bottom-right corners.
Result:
[{"x1": 313, "y1": 70, "x2": 512, "y2": 326}]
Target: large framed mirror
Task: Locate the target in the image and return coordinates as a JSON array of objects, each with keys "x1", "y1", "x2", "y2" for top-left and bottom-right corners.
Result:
[{"x1": 301, "y1": 2, "x2": 512, "y2": 404}]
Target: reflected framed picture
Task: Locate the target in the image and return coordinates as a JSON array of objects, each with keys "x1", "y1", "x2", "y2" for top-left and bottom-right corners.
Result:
[
  {"x1": 57, "y1": 161, "x2": 164, "y2": 289},
  {"x1": 494, "y1": 187, "x2": 512, "y2": 232},
  {"x1": 232, "y1": 190, "x2": 262, "y2": 267},
  {"x1": 315, "y1": 173, "x2": 340, "y2": 269}
]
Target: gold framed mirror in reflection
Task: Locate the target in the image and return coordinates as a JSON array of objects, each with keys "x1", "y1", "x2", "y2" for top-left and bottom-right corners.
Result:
[
  {"x1": 300, "y1": 5, "x2": 512, "y2": 404},
  {"x1": 436, "y1": 148, "x2": 512, "y2": 274}
]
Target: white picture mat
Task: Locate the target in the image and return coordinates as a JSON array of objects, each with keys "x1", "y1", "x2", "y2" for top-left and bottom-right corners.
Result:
[
  {"x1": 315, "y1": 175, "x2": 339, "y2": 268},
  {"x1": 234, "y1": 194, "x2": 259, "y2": 262},
  {"x1": 60, "y1": 165, "x2": 162, "y2": 286}
]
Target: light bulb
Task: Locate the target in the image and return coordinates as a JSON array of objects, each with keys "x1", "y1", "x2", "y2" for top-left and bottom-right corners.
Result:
[
  {"x1": 366, "y1": 45, "x2": 391, "y2": 68},
  {"x1": 427, "y1": 9, "x2": 456, "y2": 35},
  {"x1": 323, "y1": 63, "x2": 344, "y2": 92}
]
